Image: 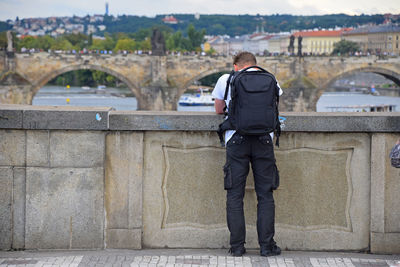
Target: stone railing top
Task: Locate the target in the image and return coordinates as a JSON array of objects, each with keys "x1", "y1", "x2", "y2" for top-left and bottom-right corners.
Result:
[{"x1": 0, "y1": 104, "x2": 399, "y2": 132}]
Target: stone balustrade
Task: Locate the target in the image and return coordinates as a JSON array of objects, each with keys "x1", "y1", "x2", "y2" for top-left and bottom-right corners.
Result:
[{"x1": 0, "y1": 104, "x2": 399, "y2": 253}]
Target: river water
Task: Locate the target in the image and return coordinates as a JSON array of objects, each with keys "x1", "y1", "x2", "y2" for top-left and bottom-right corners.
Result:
[
  {"x1": 32, "y1": 86, "x2": 400, "y2": 112},
  {"x1": 32, "y1": 86, "x2": 214, "y2": 112}
]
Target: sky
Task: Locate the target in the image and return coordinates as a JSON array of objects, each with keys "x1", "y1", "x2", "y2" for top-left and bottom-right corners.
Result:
[{"x1": 0, "y1": 0, "x2": 399, "y2": 21}]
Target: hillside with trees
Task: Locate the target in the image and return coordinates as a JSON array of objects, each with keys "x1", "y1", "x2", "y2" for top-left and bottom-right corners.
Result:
[
  {"x1": 1, "y1": 13, "x2": 387, "y2": 38},
  {"x1": 100, "y1": 13, "x2": 385, "y2": 36}
]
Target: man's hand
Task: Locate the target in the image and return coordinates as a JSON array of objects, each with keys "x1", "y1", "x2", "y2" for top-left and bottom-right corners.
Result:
[{"x1": 215, "y1": 99, "x2": 226, "y2": 114}]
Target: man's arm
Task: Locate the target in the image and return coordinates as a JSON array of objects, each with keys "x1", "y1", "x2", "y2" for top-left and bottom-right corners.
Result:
[{"x1": 214, "y1": 99, "x2": 225, "y2": 114}]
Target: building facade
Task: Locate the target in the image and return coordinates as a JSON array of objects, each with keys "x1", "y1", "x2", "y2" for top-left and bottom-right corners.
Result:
[
  {"x1": 343, "y1": 24, "x2": 400, "y2": 55},
  {"x1": 292, "y1": 29, "x2": 349, "y2": 55}
]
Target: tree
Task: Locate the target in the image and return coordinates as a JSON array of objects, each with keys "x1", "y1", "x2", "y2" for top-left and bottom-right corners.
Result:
[
  {"x1": 331, "y1": 39, "x2": 360, "y2": 55},
  {"x1": 138, "y1": 38, "x2": 151, "y2": 51},
  {"x1": 63, "y1": 33, "x2": 88, "y2": 49},
  {"x1": 90, "y1": 39, "x2": 106, "y2": 50},
  {"x1": 51, "y1": 38, "x2": 75, "y2": 50},
  {"x1": 114, "y1": 38, "x2": 136, "y2": 51},
  {"x1": 36, "y1": 35, "x2": 55, "y2": 50},
  {"x1": 92, "y1": 70, "x2": 107, "y2": 85},
  {"x1": 187, "y1": 24, "x2": 205, "y2": 50},
  {"x1": 103, "y1": 33, "x2": 116, "y2": 50},
  {"x1": 18, "y1": 36, "x2": 37, "y2": 49},
  {"x1": 0, "y1": 22, "x2": 11, "y2": 33},
  {"x1": 0, "y1": 32, "x2": 7, "y2": 49}
]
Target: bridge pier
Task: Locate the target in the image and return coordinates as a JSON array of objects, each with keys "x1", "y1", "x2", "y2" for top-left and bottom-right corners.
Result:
[
  {"x1": 138, "y1": 85, "x2": 179, "y2": 111},
  {"x1": 279, "y1": 75, "x2": 321, "y2": 112},
  {"x1": 136, "y1": 56, "x2": 180, "y2": 111},
  {"x1": 0, "y1": 84, "x2": 33, "y2": 104}
]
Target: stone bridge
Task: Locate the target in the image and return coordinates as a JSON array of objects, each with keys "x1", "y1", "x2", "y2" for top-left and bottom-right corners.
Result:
[
  {"x1": 1, "y1": 105, "x2": 399, "y2": 253},
  {"x1": 1, "y1": 52, "x2": 400, "y2": 111}
]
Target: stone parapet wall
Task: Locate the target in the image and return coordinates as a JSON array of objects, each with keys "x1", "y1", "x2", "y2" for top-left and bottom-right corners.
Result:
[{"x1": 0, "y1": 105, "x2": 399, "y2": 253}]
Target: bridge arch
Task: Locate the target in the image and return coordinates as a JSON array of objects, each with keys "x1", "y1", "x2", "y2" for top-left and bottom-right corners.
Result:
[
  {"x1": 177, "y1": 67, "x2": 231, "y2": 100},
  {"x1": 31, "y1": 64, "x2": 142, "y2": 106},
  {"x1": 324, "y1": 66, "x2": 400, "y2": 90}
]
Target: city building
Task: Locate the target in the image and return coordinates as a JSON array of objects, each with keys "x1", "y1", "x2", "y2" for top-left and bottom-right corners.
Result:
[
  {"x1": 244, "y1": 33, "x2": 275, "y2": 55},
  {"x1": 343, "y1": 24, "x2": 400, "y2": 55},
  {"x1": 162, "y1": 15, "x2": 178, "y2": 24},
  {"x1": 292, "y1": 29, "x2": 351, "y2": 55},
  {"x1": 228, "y1": 35, "x2": 248, "y2": 55},
  {"x1": 268, "y1": 34, "x2": 290, "y2": 55},
  {"x1": 205, "y1": 36, "x2": 229, "y2": 55},
  {"x1": 341, "y1": 26, "x2": 369, "y2": 52}
]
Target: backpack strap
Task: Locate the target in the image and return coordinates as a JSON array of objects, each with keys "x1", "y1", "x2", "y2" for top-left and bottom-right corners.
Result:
[
  {"x1": 217, "y1": 71, "x2": 235, "y2": 146},
  {"x1": 224, "y1": 70, "x2": 235, "y2": 101},
  {"x1": 217, "y1": 119, "x2": 234, "y2": 147},
  {"x1": 240, "y1": 65, "x2": 268, "y2": 73}
]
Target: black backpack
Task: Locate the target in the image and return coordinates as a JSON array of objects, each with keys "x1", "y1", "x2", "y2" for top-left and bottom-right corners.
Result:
[{"x1": 217, "y1": 65, "x2": 281, "y2": 146}]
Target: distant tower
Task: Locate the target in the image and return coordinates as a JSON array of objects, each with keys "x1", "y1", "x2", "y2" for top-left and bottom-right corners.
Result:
[{"x1": 105, "y1": 2, "x2": 109, "y2": 16}]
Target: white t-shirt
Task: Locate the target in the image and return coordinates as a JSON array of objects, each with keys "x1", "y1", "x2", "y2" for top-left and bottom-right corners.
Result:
[{"x1": 212, "y1": 71, "x2": 283, "y2": 145}]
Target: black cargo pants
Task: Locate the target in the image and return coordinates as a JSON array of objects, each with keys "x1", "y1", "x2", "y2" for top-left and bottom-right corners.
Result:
[{"x1": 224, "y1": 132, "x2": 277, "y2": 249}]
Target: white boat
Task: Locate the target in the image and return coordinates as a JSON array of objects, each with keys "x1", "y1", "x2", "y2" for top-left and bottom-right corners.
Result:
[
  {"x1": 81, "y1": 86, "x2": 90, "y2": 90},
  {"x1": 179, "y1": 92, "x2": 214, "y2": 106},
  {"x1": 97, "y1": 85, "x2": 106, "y2": 89}
]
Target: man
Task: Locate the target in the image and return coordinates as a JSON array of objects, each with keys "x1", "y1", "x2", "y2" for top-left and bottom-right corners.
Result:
[{"x1": 212, "y1": 51, "x2": 283, "y2": 257}]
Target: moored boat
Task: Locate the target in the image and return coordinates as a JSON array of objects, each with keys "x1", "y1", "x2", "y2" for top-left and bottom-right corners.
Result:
[{"x1": 178, "y1": 93, "x2": 214, "y2": 106}]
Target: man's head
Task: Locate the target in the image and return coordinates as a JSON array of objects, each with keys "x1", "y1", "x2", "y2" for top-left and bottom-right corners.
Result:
[{"x1": 233, "y1": 51, "x2": 257, "y2": 71}]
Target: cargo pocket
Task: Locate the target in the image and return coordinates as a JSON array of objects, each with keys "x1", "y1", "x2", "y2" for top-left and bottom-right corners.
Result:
[
  {"x1": 258, "y1": 134, "x2": 272, "y2": 145},
  {"x1": 272, "y1": 164, "x2": 280, "y2": 190},
  {"x1": 223, "y1": 163, "x2": 233, "y2": 190}
]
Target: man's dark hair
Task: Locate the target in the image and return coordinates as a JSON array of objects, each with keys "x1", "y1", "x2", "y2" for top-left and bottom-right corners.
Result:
[{"x1": 233, "y1": 51, "x2": 257, "y2": 67}]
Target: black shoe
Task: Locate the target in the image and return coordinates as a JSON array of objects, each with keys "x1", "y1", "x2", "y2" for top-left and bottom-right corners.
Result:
[
  {"x1": 260, "y1": 244, "x2": 281, "y2": 257},
  {"x1": 229, "y1": 246, "x2": 246, "y2": 257}
]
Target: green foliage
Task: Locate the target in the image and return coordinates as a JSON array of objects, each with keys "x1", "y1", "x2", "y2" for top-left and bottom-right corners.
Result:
[
  {"x1": 63, "y1": 33, "x2": 89, "y2": 49},
  {"x1": 131, "y1": 28, "x2": 152, "y2": 41},
  {"x1": 18, "y1": 36, "x2": 36, "y2": 49},
  {"x1": 198, "y1": 71, "x2": 229, "y2": 87},
  {"x1": 165, "y1": 24, "x2": 205, "y2": 51},
  {"x1": 0, "y1": 21, "x2": 12, "y2": 32},
  {"x1": 205, "y1": 47, "x2": 216, "y2": 55},
  {"x1": 331, "y1": 39, "x2": 360, "y2": 55},
  {"x1": 49, "y1": 69, "x2": 122, "y2": 87},
  {"x1": 114, "y1": 38, "x2": 136, "y2": 51},
  {"x1": 1, "y1": 31, "x2": 20, "y2": 50},
  {"x1": 98, "y1": 13, "x2": 384, "y2": 36},
  {"x1": 51, "y1": 38, "x2": 75, "y2": 50},
  {"x1": 35, "y1": 35, "x2": 54, "y2": 50},
  {"x1": 103, "y1": 33, "x2": 116, "y2": 50},
  {"x1": 53, "y1": 71, "x2": 74, "y2": 86},
  {"x1": 92, "y1": 70, "x2": 107, "y2": 84},
  {"x1": 0, "y1": 31, "x2": 7, "y2": 48},
  {"x1": 187, "y1": 24, "x2": 205, "y2": 49},
  {"x1": 139, "y1": 38, "x2": 151, "y2": 50},
  {"x1": 5, "y1": 13, "x2": 385, "y2": 53},
  {"x1": 90, "y1": 39, "x2": 106, "y2": 50}
]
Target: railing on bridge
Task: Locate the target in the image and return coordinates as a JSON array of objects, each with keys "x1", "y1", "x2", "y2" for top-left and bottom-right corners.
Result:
[{"x1": 0, "y1": 105, "x2": 399, "y2": 253}]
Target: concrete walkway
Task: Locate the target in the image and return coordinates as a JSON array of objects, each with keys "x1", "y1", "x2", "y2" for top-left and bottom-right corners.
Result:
[{"x1": 0, "y1": 249, "x2": 399, "y2": 267}]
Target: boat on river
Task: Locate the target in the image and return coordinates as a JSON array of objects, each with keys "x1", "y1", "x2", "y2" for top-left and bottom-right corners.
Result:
[{"x1": 178, "y1": 92, "x2": 214, "y2": 106}]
